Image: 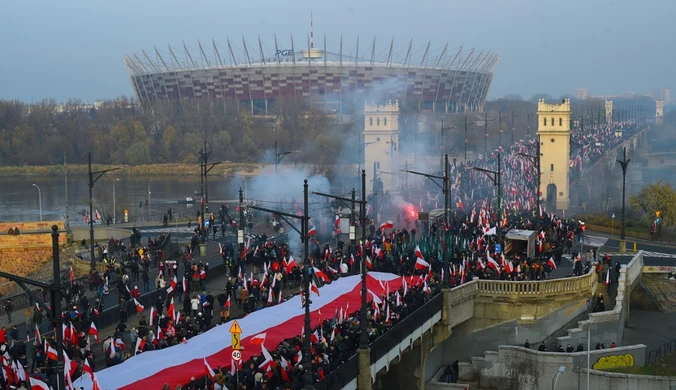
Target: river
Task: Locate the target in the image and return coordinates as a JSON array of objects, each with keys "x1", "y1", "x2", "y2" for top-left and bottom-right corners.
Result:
[{"x1": 0, "y1": 175, "x2": 245, "y2": 224}]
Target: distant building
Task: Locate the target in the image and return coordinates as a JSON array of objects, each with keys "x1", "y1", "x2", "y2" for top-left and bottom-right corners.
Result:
[
  {"x1": 647, "y1": 89, "x2": 671, "y2": 104},
  {"x1": 575, "y1": 88, "x2": 589, "y2": 100}
]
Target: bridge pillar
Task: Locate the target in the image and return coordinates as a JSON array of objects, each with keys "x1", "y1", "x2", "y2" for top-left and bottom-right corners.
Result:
[
  {"x1": 605, "y1": 100, "x2": 613, "y2": 124},
  {"x1": 417, "y1": 332, "x2": 432, "y2": 390},
  {"x1": 358, "y1": 348, "x2": 372, "y2": 390}
]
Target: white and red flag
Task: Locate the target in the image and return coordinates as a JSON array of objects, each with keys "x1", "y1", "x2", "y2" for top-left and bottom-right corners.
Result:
[
  {"x1": 380, "y1": 221, "x2": 394, "y2": 230},
  {"x1": 547, "y1": 257, "x2": 557, "y2": 270},
  {"x1": 415, "y1": 257, "x2": 430, "y2": 270},
  {"x1": 89, "y1": 322, "x2": 99, "y2": 343}
]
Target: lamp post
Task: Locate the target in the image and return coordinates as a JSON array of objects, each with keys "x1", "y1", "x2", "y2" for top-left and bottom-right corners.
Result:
[
  {"x1": 483, "y1": 113, "x2": 496, "y2": 156},
  {"x1": 440, "y1": 120, "x2": 457, "y2": 173},
  {"x1": 518, "y1": 135, "x2": 542, "y2": 231},
  {"x1": 510, "y1": 110, "x2": 520, "y2": 145},
  {"x1": 113, "y1": 178, "x2": 119, "y2": 224},
  {"x1": 359, "y1": 169, "x2": 368, "y2": 348},
  {"x1": 274, "y1": 139, "x2": 299, "y2": 176},
  {"x1": 464, "y1": 116, "x2": 475, "y2": 163},
  {"x1": 404, "y1": 157, "x2": 450, "y2": 287},
  {"x1": 32, "y1": 184, "x2": 42, "y2": 222},
  {"x1": 358, "y1": 141, "x2": 378, "y2": 177},
  {"x1": 617, "y1": 147, "x2": 631, "y2": 252},
  {"x1": 199, "y1": 141, "x2": 230, "y2": 225},
  {"x1": 472, "y1": 153, "x2": 503, "y2": 245},
  {"x1": 87, "y1": 153, "x2": 119, "y2": 268},
  {"x1": 244, "y1": 181, "x2": 314, "y2": 389}
]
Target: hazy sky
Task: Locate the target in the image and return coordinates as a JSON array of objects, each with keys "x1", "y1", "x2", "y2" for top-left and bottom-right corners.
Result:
[{"x1": 2, "y1": 0, "x2": 673, "y2": 103}]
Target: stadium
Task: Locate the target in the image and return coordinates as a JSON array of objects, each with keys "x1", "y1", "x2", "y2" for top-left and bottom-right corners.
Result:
[{"x1": 124, "y1": 34, "x2": 499, "y2": 114}]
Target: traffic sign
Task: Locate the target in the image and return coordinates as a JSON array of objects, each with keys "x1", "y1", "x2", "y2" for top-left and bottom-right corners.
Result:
[
  {"x1": 231, "y1": 350, "x2": 242, "y2": 361},
  {"x1": 229, "y1": 320, "x2": 242, "y2": 334},
  {"x1": 231, "y1": 333, "x2": 241, "y2": 350},
  {"x1": 656, "y1": 211, "x2": 661, "y2": 218},
  {"x1": 495, "y1": 244, "x2": 502, "y2": 254}
]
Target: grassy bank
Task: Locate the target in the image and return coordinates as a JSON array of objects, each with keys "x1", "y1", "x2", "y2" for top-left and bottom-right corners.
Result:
[{"x1": 0, "y1": 163, "x2": 263, "y2": 177}]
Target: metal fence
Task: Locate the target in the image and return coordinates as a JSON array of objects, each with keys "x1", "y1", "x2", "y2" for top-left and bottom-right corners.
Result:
[
  {"x1": 314, "y1": 291, "x2": 444, "y2": 390},
  {"x1": 0, "y1": 275, "x2": 89, "y2": 315},
  {"x1": 646, "y1": 340, "x2": 676, "y2": 363}
]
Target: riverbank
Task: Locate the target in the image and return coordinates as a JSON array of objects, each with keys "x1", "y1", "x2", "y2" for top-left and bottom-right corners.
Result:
[{"x1": 0, "y1": 163, "x2": 266, "y2": 177}]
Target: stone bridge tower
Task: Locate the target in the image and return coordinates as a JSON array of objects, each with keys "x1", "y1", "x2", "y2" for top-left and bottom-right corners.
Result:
[
  {"x1": 537, "y1": 99, "x2": 571, "y2": 211},
  {"x1": 605, "y1": 100, "x2": 613, "y2": 124},
  {"x1": 656, "y1": 100, "x2": 664, "y2": 124},
  {"x1": 364, "y1": 100, "x2": 400, "y2": 194}
]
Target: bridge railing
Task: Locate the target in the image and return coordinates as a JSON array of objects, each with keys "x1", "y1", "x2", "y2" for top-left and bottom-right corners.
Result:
[
  {"x1": 475, "y1": 267, "x2": 596, "y2": 298},
  {"x1": 370, "y1": 292, "x2": 444, "y2": 364},
  {"x1": 315, "y1": 354, "x2": 359, "y2": 390}
]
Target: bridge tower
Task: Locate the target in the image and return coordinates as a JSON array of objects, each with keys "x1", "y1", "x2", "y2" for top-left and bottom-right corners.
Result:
[
  {"x1": 363, "y1": 100, "x2": 400, "y2": 194},
  {"x1": 605, "y1": 100, "x2": 613, "y2": 124},
  {"x1": 656, "y1": 100, "x2": 664, "y2": 124},
  {"x1": 537, "y1": 98, "x2": 571, "y2": 211}
]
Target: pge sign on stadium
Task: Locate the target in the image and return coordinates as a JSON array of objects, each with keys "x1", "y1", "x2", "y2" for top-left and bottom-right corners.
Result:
[{"x1": 275, "y1": 50, "x2": 294, "y2": 57}]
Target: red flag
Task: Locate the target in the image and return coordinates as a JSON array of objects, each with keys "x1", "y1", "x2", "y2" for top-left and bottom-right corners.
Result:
[
  {"x1": 84, "y1": 212, "x2": 90, "y2": 224},
  {"x1": 83, "y1": 358, "x2": 94, "y2": 378},
  {"x1": 415, "y1": 257, "x2": 430, "y2": 270},
  {"x1": 167, "y1": 298, "x2": 175, "y2": 322},
  {"x1": 365, "y1": 256, "x2": 373, "y2": 270},
  {"x1": 133, "y1": 298, "x2": 144, "y2": 313},
  {"x1": 29, "y1": 377, "x2": 51, "y2": 390},
  {"x1": 380, "y1": 221, "x2": 394, "y2": 230},
  {"x1": 46, "y1": 345, "x2": 58, "y2": 361},
  {"x1": 311, "y1": 281, "x2": 320, "y2": 297},
  {"x1": 250, "y1": 333, "x2": 266, "y2": 346},
  {"x1": 415, "y1": 245, "x2": 424, "y2": 260},
  {"x1": 259, "y1": 344, "x2": 275, "y2": 372},
  {"x1": 308, "y1": 226, "x2": 317, "y2": 236},
  {"x1": 547, "y1": 257, "x2": 557, "y2": 270},
  {"x1": 69, "y1": 267, "x2": 75, "y2": 282},
  {"x1": 334, "y1": 215, "x2": 340, "y2": 230},
  {"x1": 88, "y1": 321, "x2": 99, "y2": 343},
  {"x1": 313, "y1": 267, "x2": 330, "y2": 283},
  {"x1": 94, "y1": 209, "x2": 101, "y2": 221},
  {"x1": 605, "y1": 269, "x2": 610, "y2": 286},
  {"x1": 225, "y1": 296, "x2": 231, "y2": 308}
]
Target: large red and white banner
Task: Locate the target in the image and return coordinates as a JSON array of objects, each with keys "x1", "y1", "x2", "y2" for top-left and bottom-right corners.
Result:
[{"x1": 76, "y1": 273, "x2": 403, "y2": 390}]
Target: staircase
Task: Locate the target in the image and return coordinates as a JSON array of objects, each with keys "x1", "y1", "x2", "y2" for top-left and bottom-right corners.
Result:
[{"x1": 594, "y1": 278, "x2": 615, "y2": 311}]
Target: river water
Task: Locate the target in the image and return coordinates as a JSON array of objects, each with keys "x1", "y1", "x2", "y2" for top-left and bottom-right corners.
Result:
[{"x1": 0, "y1": 175, "x2": 246, "y2": 224}]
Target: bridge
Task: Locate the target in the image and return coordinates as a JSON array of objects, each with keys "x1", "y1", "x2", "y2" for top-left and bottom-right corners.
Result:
[{"x1": 313, "y1": 250, "x2": 647, "y2": 390}]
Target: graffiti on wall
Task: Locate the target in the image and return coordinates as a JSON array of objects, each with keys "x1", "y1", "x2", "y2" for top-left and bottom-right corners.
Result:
[{"x1": 592, "y1": 353, "x2": 635, "y2": 370}]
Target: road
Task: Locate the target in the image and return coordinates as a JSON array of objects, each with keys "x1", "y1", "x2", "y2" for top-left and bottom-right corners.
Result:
[{"x1": 580, "y1": 230, "x2": 676, "y2": 266}]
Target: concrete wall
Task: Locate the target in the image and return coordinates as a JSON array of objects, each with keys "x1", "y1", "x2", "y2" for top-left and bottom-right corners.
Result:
[
  {"x1": 557, "y1": 251, "x2": 644, "y2": 349},
  {"x1": 436, "y1": 297, "x2": 590, "y2": 366},
  {"x1": 459, "y1": 344, "x2": 646, "y2": 390},
  {"x1": 581, "y1": 369, "x2": 676, "y2": 390}
]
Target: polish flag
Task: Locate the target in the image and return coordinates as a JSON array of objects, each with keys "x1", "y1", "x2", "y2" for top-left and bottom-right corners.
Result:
[
  {"x1": 477, "y1": 258, "x2": 486, "y2": 270},
  {"x1": 605, "y1": 270, "x2": 610, "y2": 286},
  {"x1": 219, "y1": 243, "x2": 224, "y2": 256},
  {"x1": 487, "y1": 256, "x2": 500, "y2": 270},
  {"x1": 278, "y1": 291, "x2": 283, "y2": 304},
  {"x1": 415, "y1": 245, "x2": 424, "y2": 260},
  {"x1": 46, "y1": 345, "x2": 58, "y2": 361},
  {"x1": 95, "y1": 209, "x2": 101, "y2": 221},
  {"x1": 89, "y1": 322, "x2": 99, "y2": 343},
  {"x1": 294, "y1": 350, "x2": 303, "y2": 365},
  {"x1": 84, "y1": 212, "x2": 90, "y2": 224},
  {"x1": 313, "y1": 267, "x2": 330, "y2": 283},
  {"x1": 365, "y1": 256, "x2": 373, "y2": 270},
  {"x1": 311, "y1": 330, "x2": 320, "y2": 344},
  {"x1": 402, "y1": 276, "x2": 408, "y2": 296},
  {"x1": 83, "y1": 358, "x2": 94, "y2": 378},
  {"x1": 204, "y1": 358, "x2": 216, "y2": 379},
  {"x1": 307, "y1": 226, "x2": 317, "y2": 236},
  {"x1": 167, "y1": 298, "x2": 175, "y2": 322},
  {"x1": 311, "y1": 281, "x2": 320, "y2": 297},
  {"x1": 35, "y1": 324, "x2": 42, "y2": 345},
  {"x1": 259, "y1": 344, "x2": 275, "y2": 372},
  {"x1": 280, "y1": 356, "x2": 291, "y2": 382},
  {"x1": 483, "y1": 226, "x2": 496, "y2": 236},
  {"x1": 149, "y1": 306, "x2": 157, "y2": 328},
  {"x1": 224, "y1": 297, "x2": 231, "y2": 308},
  {"x1": 285, "y1": 256, "x2": 296, "y2": 274},
  {"x1": 380, "y1": 221, "x2": 394, "y2": 230},
  {"x1": 134, "y1": 298, "x2": 144, "y2": 313},
  {"x1": 547, "y1": 257, "x2": 557, "y2": 270},
  {"x1": 349, "y1": 254, "x2": 355, "y2": 266},
  {"x1": 250, "y1": 333, "x2": 266, "y2": 346},
  {"x1": 415, "y1": 257, "x2": 430, "y2": 270},
  {"x1": 335, "y1": 215, "x2": 340, "y2": 230},
  {"x1": 29, "y1": 377, "x2": 51, "y2": 390},
  {"x1": 505, "y1": 260, "x2": 514, "y2": 274},
  {"x1": 135, "y1": 338, "x2": 146, "y2": 355},
  {"x1": 69, "y1": 267, "x2": 75, "y2": 282},
  {"x1": 267, "y1": 290, "x2": 273, "y2": 304}
]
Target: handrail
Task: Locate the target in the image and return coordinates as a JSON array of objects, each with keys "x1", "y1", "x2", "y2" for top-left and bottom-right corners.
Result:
[
  {"x1": 646, "y1": 339, "x2": 676, "y2": 363},
  {"x1": 476, "y1": 266, "x2": 596, "y2": 296}
]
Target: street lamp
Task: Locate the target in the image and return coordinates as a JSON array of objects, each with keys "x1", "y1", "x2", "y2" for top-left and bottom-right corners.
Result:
[
  {"x1": 32, "y1": 184, "x2": 42, "y2": 222},
  {"x1": 464, "y1": 116, "x2": 476, "y2": 163},
  {"x1": 472, "y1": 153, "x2": 503, "y2": 245},
  {"x1": 245, "y1": 180, "x2": 314, "y2": 389},
  {"x1": 483, "y1": 113, "x2": 496, "y2": 156},
  {"x1": 199, "y1": 140, "x2": 231, "y2": 228},
  {"x1": 359, "y1": 141, "x2": 378, "y2": 176},
  {"x1": 440, "y1": 120, "x2": 457, "y2": 173},
  {"x1": 518, "y1": 135, "x2": 542, "y2": 231},
  {"x1": 404, "y1": 156, "x2": 450, "y2": 287},
  {"x1": 87, "y1": 153, "x2": 119, "y2": 268},
  {"x1": 113, "y1": 178, "x2": 120, "y2": 224},
  {"x1": 274, "y1": 139, "x2": 299, "y2": 176},
  {"x1": 617, "y1": 147, "x2": 631, "y2": 252}
]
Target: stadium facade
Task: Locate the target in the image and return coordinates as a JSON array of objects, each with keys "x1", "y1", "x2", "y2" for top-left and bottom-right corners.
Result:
[{"x1": 124, "y1": 35, "x2": 498, "y2": 114}]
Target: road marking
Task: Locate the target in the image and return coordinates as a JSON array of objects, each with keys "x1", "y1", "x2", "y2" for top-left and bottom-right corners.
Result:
[{"x1": 141, "y1": 227, "x2": 196, "y2": 234}]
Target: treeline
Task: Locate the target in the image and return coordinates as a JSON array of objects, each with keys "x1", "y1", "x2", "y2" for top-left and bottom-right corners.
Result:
[{"x1": 0, "y1": 97, "x2": 348, "y2": 167}]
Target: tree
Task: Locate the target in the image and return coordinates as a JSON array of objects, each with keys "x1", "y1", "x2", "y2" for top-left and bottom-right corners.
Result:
[{"x1": 629, "y1": 181, "x2": 676, "y2": 227}]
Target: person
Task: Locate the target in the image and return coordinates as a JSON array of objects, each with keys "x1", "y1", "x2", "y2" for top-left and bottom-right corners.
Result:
[
  {"x1": 538, "y1": 342, "x2": 546, "y2": 351},
  {"x1": 594, "y1": 293, "x2": 605, "y2": 312},
  {"x1": 443, "y1": 364, "x2": 453, "y2": 383},
  {"x1": 566, "y1": 344, "x2": 574, "y2": 353},
  {"x1": 557, "y1": 345, "x2": 564, "y2": 353},
  {"x1": 523, "y1": 339, "x2": 530, "y2": 349},
  {"x1": 3, "y1": 300, "x2": 12, "y2": 323},
  {"x1": 610, "y1": 342, "x2": 616, "y2": 348}
]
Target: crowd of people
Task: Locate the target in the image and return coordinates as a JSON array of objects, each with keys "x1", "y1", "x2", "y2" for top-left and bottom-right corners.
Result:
[{"x1": 0, "y1": 116, "x2": 642, "y2": 390}]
